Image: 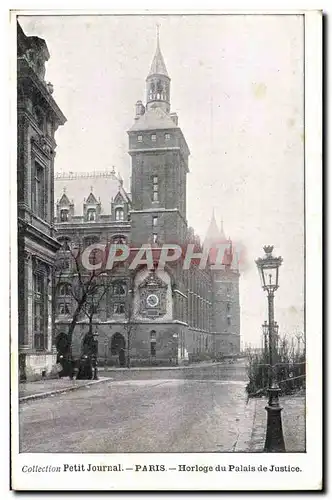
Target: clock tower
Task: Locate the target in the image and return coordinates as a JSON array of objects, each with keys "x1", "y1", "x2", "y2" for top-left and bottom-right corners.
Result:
[{"x1": 128, "y1": 33, "x2": 190, "y2": 247}]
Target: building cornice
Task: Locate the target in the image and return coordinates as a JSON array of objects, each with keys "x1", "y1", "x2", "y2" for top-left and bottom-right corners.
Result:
[
  {"x1": 18, "y1": 217, "x2": 61, "y2": 253},
  {"x1": 128, "y1": 146, "x2": 181, "y2": 155},
  {"x1": 54, "y1": 222, "x2": 131, "y2": 230},
  {"x1": 130, "y1": 207, "x2": 179, "y2": 214},
  {"x1": 17, "y1": 57, "x2": 66, "y2": 125}
]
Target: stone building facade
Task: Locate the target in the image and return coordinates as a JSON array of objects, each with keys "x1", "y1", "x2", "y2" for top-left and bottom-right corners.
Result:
[
  {"x1": 17, "y1": 22, "x2": 66, "y2": 380},
  {"x1": 54, "y1": 36, "x2": 240, "y2": 365}
]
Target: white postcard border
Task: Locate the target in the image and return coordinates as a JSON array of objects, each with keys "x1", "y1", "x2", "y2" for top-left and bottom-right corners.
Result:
[{"x1": 10, "y1": 8, "x2": 322, "y2": 492}]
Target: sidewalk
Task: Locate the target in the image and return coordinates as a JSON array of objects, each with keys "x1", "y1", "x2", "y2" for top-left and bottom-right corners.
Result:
[
  {"x1": 19, "y1": 377, "x2": 112, "y2": 402},
  {"x1": 100, "y1": 360, "x2": 234, "y2": 371},
  {"x1": 236, "y1": 393, "x2": 305, "y2": 452},
  {"x1": 18, "y1": 360, "x2": 239, "y2": 402}
]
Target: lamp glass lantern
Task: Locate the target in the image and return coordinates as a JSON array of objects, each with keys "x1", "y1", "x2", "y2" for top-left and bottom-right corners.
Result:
[
  {"x1": 255, "y1": 245, "x2": 283, "y2": 293},
  {"x1": 262, "y1": 320, "x2": 269, "y2": 336}
]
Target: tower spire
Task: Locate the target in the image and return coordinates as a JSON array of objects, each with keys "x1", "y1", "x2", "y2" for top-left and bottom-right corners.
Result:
[
  {"x1": 156, "y1": 23, "x2": 160, "y2": 48},
  {"x1": 146, "y1": 28, "x2": 171, "y2": 112},
  {"x1": 220, "y1": 219, "x2": 225, "y2": 239}
]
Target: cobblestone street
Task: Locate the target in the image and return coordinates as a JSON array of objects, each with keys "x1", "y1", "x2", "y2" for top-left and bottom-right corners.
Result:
[{"x1": 19, "y1": 360, "x2": 305, "y2": 453}]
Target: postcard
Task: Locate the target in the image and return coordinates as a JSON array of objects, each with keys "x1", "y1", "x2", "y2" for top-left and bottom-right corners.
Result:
[{"x1": 11, "y1": 9, "x2": 322, "y2": 491}]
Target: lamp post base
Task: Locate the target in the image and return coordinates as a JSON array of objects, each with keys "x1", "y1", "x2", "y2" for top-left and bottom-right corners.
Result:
[{"x1": 264, "y1": 403, "x2": 286, "y2": 452}]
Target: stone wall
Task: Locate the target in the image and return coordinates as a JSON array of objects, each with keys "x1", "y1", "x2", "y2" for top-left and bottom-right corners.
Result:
[{"x1": 56, "y1": 320, "x2": 187, "y2": 365}]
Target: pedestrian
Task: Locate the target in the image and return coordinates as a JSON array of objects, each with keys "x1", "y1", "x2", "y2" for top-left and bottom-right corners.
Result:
[
  {"x1": 119, "y1": 347, "x2": 125, "y2": 367},
  {"x1": 76, "y1": 354, "x2": 92, "y2": 380},
  {"x1": 55, "y1": 331, "x2": 71, "y2": 378},
  {"x1": 77, "y1": 331, "x2": 98, "y2": 379},
  {"x1": 91, "y1": 331, "x2": 99, "y2": 380}
]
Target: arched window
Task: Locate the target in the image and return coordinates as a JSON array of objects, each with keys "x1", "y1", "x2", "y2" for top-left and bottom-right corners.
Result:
[
  {"x1": 150, "y1": 331, "x2": 156, "y2": 356},
  {"x1": 115, "y1": 208, "x2": 124, "y2": 221},
  {"x1": 112, "y1": 235, "x2": 127, "y2": 244},
  {"x1": 87, "y1": 208, "x2": 96, "y2": 221},
  {"x1": 60, "y1": 209, "x2": 69, "y2": 222},
  {"x1": 58, "y1": 302, "x2": 71, "y2": 315},
  {"x1": 58, "y1": 282, "x2": 71, "y2": 296},
  {"x1": 112, "y1": 281, "x2": 126, "y2": 296},
  {"x1": 110, "y1": 333, "x2": 126, "y2": 355}
]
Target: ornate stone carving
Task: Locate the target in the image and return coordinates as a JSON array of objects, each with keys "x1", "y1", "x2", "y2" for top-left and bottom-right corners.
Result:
[
  {"x1": 24, "y1": 251, "x2": 32, "y2": 262},
  {"x1": 31, "y1": 134, "x2": 53, "y2": 157},
  {"x1": 138, "y1": 271, "x2": 167, "y2": 318}
]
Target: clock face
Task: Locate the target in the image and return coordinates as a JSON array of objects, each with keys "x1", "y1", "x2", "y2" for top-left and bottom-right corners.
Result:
[{"x1": 146, "y1": 293, "x2": 159, "y2": 308}]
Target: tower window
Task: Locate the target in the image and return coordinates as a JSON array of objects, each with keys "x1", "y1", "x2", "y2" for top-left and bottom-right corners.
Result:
[
  {"x1": 153, "y1": 216, "x2": 158, "y2": 227},
  {"x1": 151, "y1": 134, "x2": 156, "y2": 142},
  {"x1": 137, "y1": 135, "x2": 143, "y2": 142},
  {"x1": 115, "y1": 207, "x2": 124, "y2": 221},
  {"x1": 152, "y1": 176, "x2": 159, "y2": 202},
  {"x1": 227, "y1": 316, "x2": 231, "y2": 326},
  {"x1": 87, "y1": 208, "x2": 96, "y2": 221},
  {"x1": 60, "y1": 209, "x2": 69, "y2": 222},
  {"x1": 165, "y1": 133, "x2": 170, "y2": 141},
  {"x1": 153, "y1": 233, "x2": 158, "y2": 243}
]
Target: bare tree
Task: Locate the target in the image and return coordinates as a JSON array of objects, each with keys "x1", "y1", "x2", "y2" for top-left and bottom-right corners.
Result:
[
  {"x1": 81, "y1": 279, "x2": 109, "y2": 336},
  {"x1": 123, "y1": 270, "x2": 137, "y2": 368},
  {"x1": 55, "y1": 237, "x2": 112, "y2": 349}
]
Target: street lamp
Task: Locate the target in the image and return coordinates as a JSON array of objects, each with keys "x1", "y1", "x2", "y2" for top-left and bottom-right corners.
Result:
[
  {"x1": 255, "y1": 245, "x2": 285, "y2": 452},
  {"x1": 262, "y1": 320, "x2": 268, "y2": 354},
  {"x1": 273, "y1": 321, "x2": 280, "y2": 351},
  {"x1": 261, "y1": 320, "x2": 269, "y2": 390}
]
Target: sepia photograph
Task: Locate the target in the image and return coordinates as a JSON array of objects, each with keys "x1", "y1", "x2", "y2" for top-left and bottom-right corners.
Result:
[{"x1": 11, "y1": 9, "x2": 322, "y2": 491}]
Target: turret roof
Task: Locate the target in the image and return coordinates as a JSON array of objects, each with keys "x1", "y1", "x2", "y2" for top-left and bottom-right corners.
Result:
[
  {"x1": 128, "y1": 106, "x2": 178, "y2": 132},
  {"x1": 204, "y1": 210, "x2": 223, "y2": 246},
  {"x1": 147, "y1": 37, "x2": 169, "y2": 79}
]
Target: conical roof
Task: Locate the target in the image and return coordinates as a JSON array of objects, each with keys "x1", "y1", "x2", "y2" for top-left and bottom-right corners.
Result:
[
  {"x1": 147, "y1": 38, "x2": 169, "y2": 78},
  {"x1": 204, "y1": 212, "x2": 235, "y2": 268},
  {"x1": 204, "y1": 209, "x2": 222, "y2": 246},
  {"x1": 220, "y1": 219, "x2": 226, "y2": 239}
]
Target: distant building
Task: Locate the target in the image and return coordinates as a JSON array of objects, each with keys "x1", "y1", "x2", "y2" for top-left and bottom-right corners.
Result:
[
  {"x1": 17, "y1": 22, "x2": 66, "y2": 381},
  {"x1": 54, "y1": 35, "x2": 240, "y2": 364}
]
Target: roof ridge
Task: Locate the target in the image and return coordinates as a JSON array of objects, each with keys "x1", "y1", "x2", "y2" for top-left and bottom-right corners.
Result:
[{"x1": 55, "y1": 170, "x2": 119, "y2": 181}]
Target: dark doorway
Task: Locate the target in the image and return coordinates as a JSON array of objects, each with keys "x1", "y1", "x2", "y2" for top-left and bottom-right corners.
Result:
[{"x1": 110, "y1": 332, "x2": 125, "y2": 355}]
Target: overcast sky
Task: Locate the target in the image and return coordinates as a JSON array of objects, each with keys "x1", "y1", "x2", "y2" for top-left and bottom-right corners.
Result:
[{"x1": 19, "y1": 14, "x2": 304, "y2": 347}]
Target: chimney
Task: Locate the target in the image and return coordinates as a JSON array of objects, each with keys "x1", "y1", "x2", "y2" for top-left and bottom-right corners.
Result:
[
  {"x1": 135, "y1": 100, "x2": 145, "y2": 120},
  {"x1": 170, "y1": 112, "x2": 178, "y2": 126}
]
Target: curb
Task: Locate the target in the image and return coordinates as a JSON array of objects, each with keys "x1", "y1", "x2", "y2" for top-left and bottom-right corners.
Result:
[
  {"x1": 100, "y1": 361, "x2": 238, "y2": 372},
  {"x1": 19, "y1": 377, "x2": 112, "y2": 403},
  {"x1": 234, "y1": 398, "x2": 257, "y2": 452}
]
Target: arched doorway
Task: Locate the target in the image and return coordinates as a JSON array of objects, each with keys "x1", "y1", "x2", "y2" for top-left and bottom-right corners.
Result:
[
  {"x1": 150, "y1": 330, "x2": 156, "y2": 356},
  {"x1": 110, "y1": 332, "x2": 125, "y2": 355}
]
